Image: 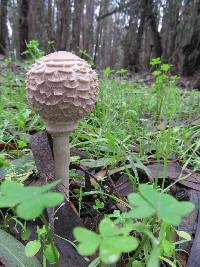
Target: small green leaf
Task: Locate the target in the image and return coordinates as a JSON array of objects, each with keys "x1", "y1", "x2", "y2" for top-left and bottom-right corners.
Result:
[
  {"x1": 44, "y1": 244, "x2": 59, "y2": 264},
  {"x1": 93, "y1": 199, "x2": 104, "y2": 210},
  {"x1": 118, "y1": 220, "x2": 133, "y2": 235},
  {"x1": 0, "y1": 180, "x2": 64, "y2": 220},
  {"x1": 116, "y1": 236, "x2": 138, "y2": 252},
  {"x1": 73, "y1": 227, "x2": 100, "y2": 255},
  {"x1": 127, "y1": 193, "x2": 155, "y2": 218},
  {"x1": 37, "y1": 225, "x2": 47, "y2": 237},
  {"x1": 150, "y1": 57, "x2": 161, "y2": 66},
  {"x1": 176, "y1": 230, "x2": 192, "y2": 241},
  {"x1": 99, "y1": 218, "x2": 121, "y2": 237},
  {"x1": 21, "y1": 228, "x2": 31, "y2": 241},
  {"x1": 16, "y1": 199, "x2": 44, "y2": 220},
  {"x1": 99, "y1": 236, "x2": 138, "y2": 263},
  {"x1": 160, "y1": 256, "x2": 176, "y2": 267},
  {"x1": 39, "y1": 193, "x2": 64, "y2": 208},
  {"x1": 158, "y1": 196, "x2": 194, "y2": 225},
  {"x1": 25, "y1": 240, "x2": 41, "y2": 257},
  {"x1": 152, "y1": 70, "x2": 161, "y2": 76},
  {"x1": 132, "y1": 261, "x2": 143, "y2": 267},
  {"x1": 139, "y1": 184, "x2": 159, "y2": 204},
  {"x1": 160, "y1": 64, "x2": 170, "y2": 72},
  {"x1": 160, "y1": 239, "x2": 175, "y2": 257},
  {"x1": 128, "y1": 184, "x2": 194, "y2": 225},
  {"x1": 99, "y1": 238, "x2": 120, "y2": 264}
]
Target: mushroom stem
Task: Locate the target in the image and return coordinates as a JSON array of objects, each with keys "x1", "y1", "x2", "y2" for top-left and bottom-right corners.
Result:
[{"x1": 52, "y1": 132, "x2": 70, "y2": 200}]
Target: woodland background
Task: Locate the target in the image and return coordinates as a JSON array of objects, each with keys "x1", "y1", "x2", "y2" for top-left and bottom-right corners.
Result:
[{"x1": 0, "y1": 0, "x2": 200, "y2": 76}]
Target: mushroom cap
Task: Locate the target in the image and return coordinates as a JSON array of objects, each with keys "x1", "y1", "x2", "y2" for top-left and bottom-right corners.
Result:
[{"x1": 26, "y1": 51, "x2": 99, "y2": 124}]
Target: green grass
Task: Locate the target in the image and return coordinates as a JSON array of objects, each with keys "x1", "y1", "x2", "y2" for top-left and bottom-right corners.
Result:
[
  {"x1": 0, "y1": 64, "x2": 199, "y2": 174},
  {"x1": 0, "y1": 61, "x2": 199, "y2": 267}
]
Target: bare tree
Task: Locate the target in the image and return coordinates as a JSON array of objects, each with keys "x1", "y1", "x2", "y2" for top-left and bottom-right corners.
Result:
[
  {"x1": 57, "y1": 0, "x2": 71, "y2": 50},
  {"x1": 28, "y1": 0, "x2": 47, "y2": 50},
  {"x1": 70, "y1": 0, "x2": 84, "y2": 52},
  {"x1": 182, "y1": 0, "x2": 200, "y2": 75},
  {"x1": 0, "y1": 0, "x2": 8, "y2": 54},
  {"x1": 19, "y1": 0, "x2": 29, "y2": 55},
  {"x1": 145, "y1": 0, "x2": 162, "y2": 60},
  {"x1": 83, "y1": 0, "x2": 94, "y2": 55},
  {"x1": 47, "y1": 0, "x2": 53, "y2": 41}
]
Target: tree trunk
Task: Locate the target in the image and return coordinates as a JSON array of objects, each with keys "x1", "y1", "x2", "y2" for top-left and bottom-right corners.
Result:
[
  {"x1": 93, "y1": 0, "x2": 103, "y2": 65},
  {"x1": 0, "y1": 0, "x2": 8, "y2": 54},
  {"x1": 123, "y1": 3, "x2": 137, "y2": 69},
  {"x1": 128, "y1": 0, "x2": 146, "y2": 72},
  {"x1": 47, "y1": 0, "x2": 53, "y2": 41},
  {"x1": 70, "y1": 0, "x2": 84, "y2": 52},
  {"x1": 182, "y1": 0, "x2": 200, "y2": 75},
  {"x1": 57, "y1": 0, "x2": 71, "y2": 51},
  {"x1": 161, "y1": 0, "x2": 180, "y2": 64},
  {"x1": 83, "y1": 0, "x2": 94, "y2": 55},
  {"x1": 19, "y1": 0, "x2": 29, "y2": 55},
  {"x1": 28, "y1": 0, "x2": 47, "y2": 50},
  {"x1": 94, "y1": 0, "x2": 110, "y2": 68},
  {"x1": 146, "y1": 0, "x2": 162, "y2": 59}
]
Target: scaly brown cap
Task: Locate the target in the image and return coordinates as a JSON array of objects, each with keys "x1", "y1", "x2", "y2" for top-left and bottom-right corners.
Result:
[{"x1": 26, "y1": 51, "x2": 99, "y2": 132}]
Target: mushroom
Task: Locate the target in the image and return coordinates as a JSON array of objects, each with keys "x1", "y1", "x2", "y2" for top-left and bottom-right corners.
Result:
[{"x1": 26, "y1": 51, "x2": 99, "y2": 200}]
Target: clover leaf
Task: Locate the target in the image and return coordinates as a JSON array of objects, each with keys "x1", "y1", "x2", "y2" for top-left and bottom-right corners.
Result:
[
  {"x1": 73, "y1": 227, "x2": 101, "y2": 255},
  {"x1": 74, "y1": 217, "x2": 138, "y2": 264},
  {"x1": 0, "y1": 180, "x2": 64, "y2": 220},
  {"x1": 127, "y1": 184, "x2": 194, "y2": 225}
]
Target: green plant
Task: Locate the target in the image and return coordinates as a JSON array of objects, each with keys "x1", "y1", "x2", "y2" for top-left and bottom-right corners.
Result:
[
  {"x1": 21, "y1": 40, "x2": 44, "y2": 64},
  {"x1": 115, "y1": 68, "x2": 128, "y2": 77},
  {"x1": 0, "y1": 179, "x2": 64, "y2": 266},
  {"x1": 74, "y1": 184, "x2": 194, "y2": 266},
  {"x1": 80, "y1": 49, "x2": 94, "y2": 66},
  {"x1": 150, "y1": 58, "x2": 179, "y2": 123},
  {"x1": 74, "y1": 217, "x2": 138, "y2": 264},
  {"x1": 92, "y1": 199, "x2": 105, "y2": 210},
  {"x1": 0, "y1": 46, "x2": 200, "y2": 266},
  {"x1": 103, "y1": 66, "x2": 114, "y2": 78},
  {"x1": 25, "y1": 224, "x2": 60, "y2": 266}
]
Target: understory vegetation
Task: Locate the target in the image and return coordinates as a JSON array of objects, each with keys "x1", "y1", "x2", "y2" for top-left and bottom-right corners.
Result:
[{"x1": 0, "y1": 51, "x2": 200, "y2": 266}]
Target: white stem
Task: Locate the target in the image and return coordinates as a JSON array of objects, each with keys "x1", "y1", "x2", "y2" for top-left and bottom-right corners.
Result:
[{"x1": 52, "y1": 132, "x2": 70, "y2": 200}]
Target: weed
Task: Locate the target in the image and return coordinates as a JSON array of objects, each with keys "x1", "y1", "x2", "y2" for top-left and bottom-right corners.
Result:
[
  {"x1": 0, "y1": 179, "x2": 64, "y2": 265},
  {"x1": 74, "y1": 184, "x2": 194, "y2": 266}
]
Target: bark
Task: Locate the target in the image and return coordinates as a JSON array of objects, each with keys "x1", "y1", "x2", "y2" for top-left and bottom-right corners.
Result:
[
  {"x1": 19, "y1": 0, "x2": 29, "y2": 55},
  {"x1": 97, "y1": 0, "x2": 136, "y2": 21},
  {"x1": 93, "y1": 0, "x2": 103, "y2": 65},
  {"x1": 128, "y1": 0, "x2": 146, "y2": 72},
  {"x1": 70, "y1": 0, "x2": 84, "y2": 52},
  {"x1": 94, "y1": 0, "x2": 111, "y2": 68},
  {"x1": 161, "y1": 0, "x2": 180, "y2": 63},
  {"x1": 100, "y1": 1, "x2": 110, "y2": 68},
  {"x1": 146, "y1": 0, "x2": 162, "y2": 59},
  {"x1": 57, "y1": 0, "x2": 71, "y2": 50},
  {"x1": 28, "y1": 0, "x2": 47, "y2": 50},
  {"x1": 47, "y1": 0, "x2": 53, "y2": 41},
  {"x1": 83, "y1": 0, "x2": 94, "y2": 54},
  {"x1": 123, "y1": 3, "x2": 137, "y2": 69},
  {"x1": 182, "y1": 0, "x2": 200, "y2": 75},
  {"x1": 0, "y1": 0, "x2": 8, "y2": 54}
]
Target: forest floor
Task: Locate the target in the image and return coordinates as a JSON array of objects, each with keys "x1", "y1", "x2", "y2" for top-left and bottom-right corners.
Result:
[{"x1": 0, "y1": 59, "x2": 200, "y2": 266}]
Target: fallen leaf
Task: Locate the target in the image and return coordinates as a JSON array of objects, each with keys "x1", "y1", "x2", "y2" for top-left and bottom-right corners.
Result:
[{"x1": 147, "y1": 162, "x2": 200, "y2": 191}]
